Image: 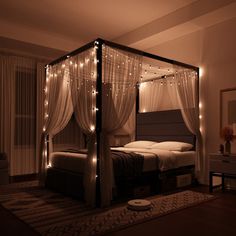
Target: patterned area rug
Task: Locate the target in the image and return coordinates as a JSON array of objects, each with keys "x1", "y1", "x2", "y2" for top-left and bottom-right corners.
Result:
[{"x1": 0, "y1": 181, "x2": 215, "y2": 236}]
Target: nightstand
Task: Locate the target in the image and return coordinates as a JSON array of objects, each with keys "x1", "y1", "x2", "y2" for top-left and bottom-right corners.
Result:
[{"x1": 209, "y1": 153, "x2": 236, "y2": 192}]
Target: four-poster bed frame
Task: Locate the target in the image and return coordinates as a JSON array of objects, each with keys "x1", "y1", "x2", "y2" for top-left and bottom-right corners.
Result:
[{"x1": 44, "y1": 38, "x2": 199, "y2": 207}]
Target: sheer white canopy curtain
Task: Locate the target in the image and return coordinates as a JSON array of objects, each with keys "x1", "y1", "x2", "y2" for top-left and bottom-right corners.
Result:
[
  {"x1": 40, "y1": 61, "x2": 73, "y2": 184},
  {"x1": 101, "y1": 46, "x2": 142, "y2": 207},
  {"x1": 0, "y1": 54, "x2": 45, "y2": 176},
  {"x1": 171, "y1": 66, "x2": 203, "y2": 179},
  {"x1": 139, "y1": 66, "x2": 202, "y2": 179},
  {"x1": 69, "y1": 48, "x2": 97, "y2": 207}
]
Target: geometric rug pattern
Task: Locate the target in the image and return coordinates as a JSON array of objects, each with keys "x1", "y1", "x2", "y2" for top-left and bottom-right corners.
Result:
[{"x1": 0, "y1": 182, "x2": 215, "y2": 236}]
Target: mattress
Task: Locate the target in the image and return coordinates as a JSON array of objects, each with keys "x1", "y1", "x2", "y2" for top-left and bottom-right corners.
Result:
[
  {"x1": 50, "y1": 151, "x2": 86, "y2": 173},
  {"x1": 49, "y1": 148, "x2": 195, "y2": 173},
  {"x1": 111, "y1": 147, "x2": 195, "y2": 172}
]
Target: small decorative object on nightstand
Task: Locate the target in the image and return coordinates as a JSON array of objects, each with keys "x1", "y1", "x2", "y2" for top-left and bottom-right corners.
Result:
[
  {"x1": 209, "y1": 153, "x2": 236, "y2": 192},
  {"x1": 220, "y1": 126, "x2": 234, "y2": 154}
]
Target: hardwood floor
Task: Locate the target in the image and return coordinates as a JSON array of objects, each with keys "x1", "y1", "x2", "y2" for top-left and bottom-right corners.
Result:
[{"x1": 0, "y1": 185, "x2": 235, "y2": 236}]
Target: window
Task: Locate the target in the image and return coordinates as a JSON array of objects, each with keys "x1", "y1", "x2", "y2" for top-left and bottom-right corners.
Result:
[{"x1": 14, "y1": 66, "x2": 36, "y2": 146}]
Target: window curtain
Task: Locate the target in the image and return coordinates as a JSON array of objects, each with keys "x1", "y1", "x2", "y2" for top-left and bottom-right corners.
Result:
[
  {"x1": 36, "y1": 62, "x2": 46, "y2": 173},
  {"x1": 69, "y1": 48, "x2": 97, "y2": 207},
  {"x1": 170, "y1": 67, "x2": 202, "y2": 178},
  {"x1": 0, "y1": 55, "x2": 14, "y2": 174},
  {"x1": 0, "y1": 54, "x2": 45, "y2": 176},
  {"x1": 40, "y1": 61, "x2": 73, "y2": 184},
  {"x1": 101, "y1": 46, "x2": 142, "y2": 207}
]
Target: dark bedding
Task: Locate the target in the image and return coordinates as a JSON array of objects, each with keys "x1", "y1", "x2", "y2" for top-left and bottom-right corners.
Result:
[{"x1": 111, "y1": 150, "x2": 144, "y2": 178}]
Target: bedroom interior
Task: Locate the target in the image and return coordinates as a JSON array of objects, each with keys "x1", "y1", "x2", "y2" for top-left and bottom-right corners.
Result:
[{"x1": 0, "y1": 0, "x2": 236, "y2": 235}]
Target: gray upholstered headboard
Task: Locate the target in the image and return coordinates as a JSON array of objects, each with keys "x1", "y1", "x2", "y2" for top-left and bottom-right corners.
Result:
[{"x1": 136, "y1": 110, "x2": 195, "y2": 147}]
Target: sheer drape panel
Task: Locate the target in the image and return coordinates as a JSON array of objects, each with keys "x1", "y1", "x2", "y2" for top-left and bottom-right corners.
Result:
[
  {"x1": 139, "y1": 80, "x2": 165, "y2": 112},
  {"x1": 40, "y1": 62, "x2": 73, "y2": 184},
  {"x1": 69, "y1": 48, "x2": 97, "y2": 207},
  {"x1": 0, "y1": 55, "x2": 40, "y2": 175},
  {"x1": 0, "y1": 56, "x2": 14, "y2": 174},
  {"x1": 101, "y1": 46, "x2": 142, "y2": 206},
  {"x1": 36, "y1": 63, "x2": 46, "y2": 173},
  {"x1": 173, "y1": 67, "x2": 202, "y2": 177}
]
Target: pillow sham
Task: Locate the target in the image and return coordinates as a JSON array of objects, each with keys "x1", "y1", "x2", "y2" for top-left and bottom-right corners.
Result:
[
  {"x1": 124, "y1": 140, "x2": 157, "y2": 149},
  {"x1": 151, "y1": 141, "x2": 193, "y2": 152}
]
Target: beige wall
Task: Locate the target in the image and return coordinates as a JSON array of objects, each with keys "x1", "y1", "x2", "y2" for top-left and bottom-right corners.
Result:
[{"x1": 148, "y1": 18, "x2": 236, "y2": 183}]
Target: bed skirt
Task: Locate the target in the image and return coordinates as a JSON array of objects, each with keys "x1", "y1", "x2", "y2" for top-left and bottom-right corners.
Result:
[
  {"x1": 45, "y1": 168, "x2": 84, "y2": 199},
  {"x1": 45, "y1": 165, "x2": 195, "y2": 202}
]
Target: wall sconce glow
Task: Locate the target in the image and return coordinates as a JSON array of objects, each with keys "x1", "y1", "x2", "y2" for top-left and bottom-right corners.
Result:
[
  {"x1": 199, "y1": 115, "x2": 202, "y2": 119},
  {"x1": 199, "y1": 102, "x2": 202, "y2": 109},
  {"x1": 143, "y1": 109, "x2": 146, "y2": 113},
  {"x1": 43, "y1": 126, "x2": 46, "y2": 132},
  {"x1": 80, "y1": 63, "x2": 84, "y2": 68},
  {"x1": 47, "y1": 163, "x2": 52, "y2": 169},
  {"x1": 92, "y1": 157, "x2": 96, "y2": 164}
]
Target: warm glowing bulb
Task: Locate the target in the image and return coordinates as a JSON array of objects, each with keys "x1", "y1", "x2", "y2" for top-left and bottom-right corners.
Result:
[
  {"x1": 90, "y1": 125, "x2": 95, "y2": 131},
  {"x1": 143, "y1": 109, "x2": 146, "y2": 113},
  {"x1": 199, "y1": 115, "x2": 202, "y2": 119},
  {"x1": 47, "y1": 163, "x2": 52, "y2": 168},
  {"x1": 92, "y1": 157, "x2": 96, "y2": 163},
  {"x1": 139, "y1": 83, "x2": 146, "y2": 89},
  {"x1": 80, "y1": 63, "x2": 84, "y2": 68},
  {"x1": 199, "y1": 67, "x2": 203, "y2": 77},
  {"x1": 199, "y1": 102, "x2": 202, "y2": 109},
  {"x1": 43, "y1": 127, "x2": 46, "y2": 132}
]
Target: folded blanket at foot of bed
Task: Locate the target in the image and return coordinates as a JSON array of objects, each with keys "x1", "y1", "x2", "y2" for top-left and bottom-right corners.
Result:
[{"x1": 111, "y1": 150, "x2": 144, "y2": 178}]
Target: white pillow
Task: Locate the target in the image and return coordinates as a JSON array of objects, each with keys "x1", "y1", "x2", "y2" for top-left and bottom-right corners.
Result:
[
  {"x1": 124, "y1": 140, "x2": 157, "y2": 149},
  {"x1": 151, "y1": 141, "x2": 193, "y2": 152}
]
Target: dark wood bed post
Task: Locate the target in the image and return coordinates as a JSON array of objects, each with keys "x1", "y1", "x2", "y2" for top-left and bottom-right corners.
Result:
[{"x1": 95, "y1": 38, "x2": 103, "y2": 207}]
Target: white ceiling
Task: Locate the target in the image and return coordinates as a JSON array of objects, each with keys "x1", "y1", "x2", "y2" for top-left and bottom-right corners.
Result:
[{"x1": 0, "y1": 0, "x2": 235, "y2": 52}]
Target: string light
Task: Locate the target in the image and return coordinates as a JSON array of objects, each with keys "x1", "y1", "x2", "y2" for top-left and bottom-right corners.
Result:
[
  {"x1": 90, "y1": 125, "x2": 95, "y2": 131},
  {"x1": 47, "y1": 163, "x2": 52, "y2": 168},
  {"x1": 80, "y1": 63, "x2": 84, "y2": 68}
]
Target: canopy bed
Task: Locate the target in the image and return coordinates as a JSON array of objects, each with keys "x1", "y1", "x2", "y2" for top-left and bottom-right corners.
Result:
[{"x1": 40, "y1": 38, "x2": 201, "y2": 207}]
